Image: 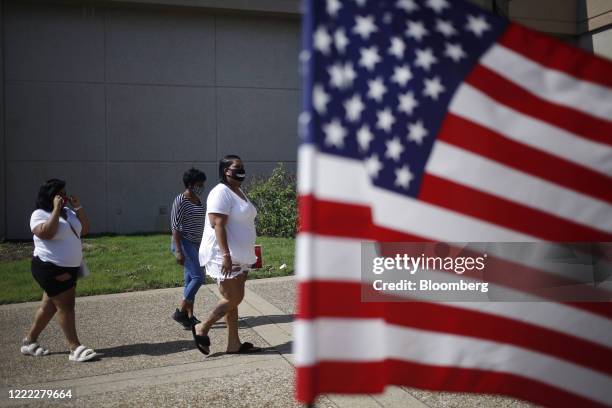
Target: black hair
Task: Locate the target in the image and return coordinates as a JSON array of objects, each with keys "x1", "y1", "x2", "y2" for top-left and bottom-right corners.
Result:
[
  {"x1": 36, "y1": 178, "x2": 67, "y2": 217},
  {"x1": 218, "y1": 155, "x2": 242, "y2": 184},
  {"x1": 182, "y1": 168, "x2": 207, "y2": 188}
]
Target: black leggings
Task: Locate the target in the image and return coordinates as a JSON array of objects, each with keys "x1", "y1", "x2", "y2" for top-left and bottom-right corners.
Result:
[{"x1": 31, "y1": 257, "x2": 78, "y2": 297}]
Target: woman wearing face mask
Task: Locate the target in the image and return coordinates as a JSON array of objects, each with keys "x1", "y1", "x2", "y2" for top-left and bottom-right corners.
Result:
[
  {"x1": 23, "y1": 178, "x2": 97, "y2": 362},
  {"x1": 170, "y1": 168, "x2": 207, "y2": 329},
  {"x1": 192, "y1": 155, "x2": 261, "y2": 355}
]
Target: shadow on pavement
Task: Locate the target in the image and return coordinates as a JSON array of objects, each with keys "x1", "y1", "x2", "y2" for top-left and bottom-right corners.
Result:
[
  {"x1": 239, "y1": 314, "x2": 294, "y2": 328},
  {"x1": 96, "y1": 340, "x2": 194, "y2": 358},
  {"x1": 206, "y1": 340, "x2": 293, "y2": 358}
]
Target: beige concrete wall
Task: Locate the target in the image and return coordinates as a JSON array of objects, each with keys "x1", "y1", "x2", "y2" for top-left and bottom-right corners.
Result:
[
  {"x1": 509, "y1": 0, "x2": 580, "y2": 35},
  {"x1": 508, "y1": 0, "x2": 611, "y2": 36},
  {"x1": 591, "y1": 28, "x2": 612, "y2": 59},
  {"x1": 507, "y1": 0, "x2": 611, "y2": 59},
  {"x1": 579, "y1": 27, "x2": 612, "y2": 60}
]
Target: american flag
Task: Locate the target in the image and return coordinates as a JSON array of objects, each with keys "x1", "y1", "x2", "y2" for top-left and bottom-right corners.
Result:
[{"x1": 295, "y1": 0, "x2": 612, "y2": 406}]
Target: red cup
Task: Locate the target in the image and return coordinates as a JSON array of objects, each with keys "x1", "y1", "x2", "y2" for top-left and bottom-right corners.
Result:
[{"x1": 253, "y1": 245, "x2": 263, "y2": 269}]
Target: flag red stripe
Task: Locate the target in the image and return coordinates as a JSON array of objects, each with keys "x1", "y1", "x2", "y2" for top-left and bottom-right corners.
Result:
[
  {"x1": 498, "y1": 23, "x2": 612, "y2": 88},
  {"x1": 296, "y1": 361, "x2": 607, "y2": 407},
  {"x1": 298, "y1": 195, "x2": 612, "y2": 319},
  {"x1": 379, "y1": 241, "x2": 612, "y2": 301},
  {"x1": 436, "y1": 114, "x2": 612, "y2": 204},
  {"x1": 418, "y1": 173, "x2": 612, "y2": 241},
  {"x1": 466, "y1": 65, "x2": 612, "y2": 147},
  {"x1": 297, "y1": 280, "x2": 612, "y2": 376},
  {"x1": 299, "y1": 194, "x2": 425, "y2": 242}
]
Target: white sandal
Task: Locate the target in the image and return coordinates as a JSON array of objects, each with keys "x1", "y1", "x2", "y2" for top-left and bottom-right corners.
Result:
[
  {"x1": 68, "y1": 345, "x2": 97, "y2": 362},
  {"x1": 20, "y1": 341, "x2": 50, "y2": 356}
]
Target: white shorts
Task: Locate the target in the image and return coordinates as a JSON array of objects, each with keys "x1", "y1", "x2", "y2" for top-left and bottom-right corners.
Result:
[{"x1": 205, "y1": 259, "x2": 251, "y2": 284}]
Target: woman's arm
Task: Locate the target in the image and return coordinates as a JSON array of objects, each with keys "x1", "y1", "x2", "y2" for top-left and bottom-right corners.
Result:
[
  {"x1": 172, "y1": 229, "x2": 185, "y2": 265},
  {"x1": 170, "y1": 197, "x2": 185, "y2": 265},
  {"x1": 32, "y1": 195, "x2": 63, "y2": 240},
  {"x1": 209, "y1": 213, "x2": 232, "y2": 276}
]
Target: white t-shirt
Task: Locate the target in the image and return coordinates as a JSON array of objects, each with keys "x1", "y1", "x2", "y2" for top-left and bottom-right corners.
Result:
[
  {"x1": 30, "y1": 208, "x2": 83, "y2": 267},
  {"x1": 199, "y1": 183, "x2": 257, "y2": 266}
]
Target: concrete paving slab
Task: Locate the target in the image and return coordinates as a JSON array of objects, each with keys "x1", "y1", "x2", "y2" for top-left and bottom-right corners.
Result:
[
  {"x1": 0, "y1": 276, "x2": 539, "y2": 407},
  {"x1": 247, "y1": 277, "x2": 296, "y2": 315}
]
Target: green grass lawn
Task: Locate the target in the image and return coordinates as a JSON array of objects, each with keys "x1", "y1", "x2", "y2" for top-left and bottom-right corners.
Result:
[{"x1": 0, "y1": 235, "x2": 295, "y2": 304}]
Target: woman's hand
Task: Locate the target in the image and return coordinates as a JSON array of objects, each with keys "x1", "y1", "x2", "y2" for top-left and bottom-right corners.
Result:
[
  {"x1": 53, "y1": 195, "x2": 63, "y2": 212},
  {"x1": 175, "y1": 251, "x2": 185, "y2": 266},
  {"x1": 222, "y1": 255, "x2": 233, "y2": 277}
]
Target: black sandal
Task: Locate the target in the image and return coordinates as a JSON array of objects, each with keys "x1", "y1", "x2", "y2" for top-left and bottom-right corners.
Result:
[
  {"x1": 226, "y1": 342, "x2": 262, "y2": 354},
  {"x1": 191, "y1": 321, "x2": 210, "y2": 355}
]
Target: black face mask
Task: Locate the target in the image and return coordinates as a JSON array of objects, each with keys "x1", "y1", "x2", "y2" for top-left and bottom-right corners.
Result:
[{"x1": 227, "y1": 168, "x2": 246, "y2": 181}]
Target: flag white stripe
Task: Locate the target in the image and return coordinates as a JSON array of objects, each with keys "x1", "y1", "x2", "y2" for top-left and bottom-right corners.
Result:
[
  {"x1": 426, "y1": 142, "x2": 612, "y2": 233},
  {"x1": 294, "y1": 319, "x2": 612, "y2": 405},
  {"x1": 480, "y1": 44, "x2": 612, "y2": 122},
  {"x1": 298, "y1": 144, "x2": 370, "y2": 204},
  {"x1": 449, "y1": 83, "x2": 612, "y2": 176},
  {"x1": 299, "y1": 147, "x2": 536, "y2": 241},
  {"x1": 296, "y1": 234, "x2": 612, "y2": 347},
  {"x1": 298, "y1": 233, "x2": 611, "y2": 287}
]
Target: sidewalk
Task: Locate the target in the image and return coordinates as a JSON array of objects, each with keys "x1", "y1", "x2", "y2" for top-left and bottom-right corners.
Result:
[{"x1": 0, "y1": 276, "x2": 533, "y2": 407}]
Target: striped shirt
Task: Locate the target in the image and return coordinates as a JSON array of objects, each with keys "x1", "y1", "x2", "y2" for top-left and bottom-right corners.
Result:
[{"x1": 170, "y1": 194, "x2": 205, "y2": 243}]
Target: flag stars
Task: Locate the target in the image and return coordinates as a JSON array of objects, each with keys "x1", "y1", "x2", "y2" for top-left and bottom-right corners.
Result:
[
  {"x1": 367, "y1": 77, "x2": 387, "y2": 102},
  {"x1": 334, "y1": 29, "x2": 350, "y2": 54},
  {"x1": 396, "y1": 0, "x2": 419, "y2": 13},
  {"x1": 436, "y1": 19, "x2": 457, "y2": 37},
  {"x1": 326, "y1": 0, "x2": 342, "y2": 17},
  {"x1": 426, "y1": 0, "x2": 450, "y2": 13},
  {"x1": 357, "y1": 125, "x2": 374, "y2": 151},
  {"x1": 328, "y1": 62, "x2": 356, "y2": 90},
  {"x1": 314, "y1": 26, "x2": 332, "y2": 55},
  {"x1": 415, "y1": 48, "x2": 438, "y2": 71},
  {"x1": 359, "y1": 46, "x2": 381, "y2": 71},
  {"x1": 313, "y1": 84, "x2": 330, "y2": 114},
  {"x1": 394, "y1": 165, "x2": 414, "y2": 189},
  {"x1": 444, "y1": 42, "x2": 466, "y2": 62},
  {"x1": 388, "y1": 37, "x2": 406, "y2": 59},
  {"x1": 391, "y1": 65, "x2": 413, "y2": 87},
  {"x1": 345, "y1": 94, "x2": 365, "y2": 122},
  {"x1": 353, "y1": 15, "x2": 378, "y2": 40},
  {"x1": 407, "y1": 120, "x2": 428, "y2": 144},
  {"x1": 398, "y1": 91, "x2": 419, "y2": 115},
  {"x1": 423, "y1": 76, "x2": 445, "y2": 100},
  {"x1": 406, "y1": 20, "x2": 429, "y2": 41},
  {"x1": 385, "y1": 137, "x2": 405, "y2": 161},
  {"x1": 466, "y1": 15, "x2": 490, "y2": 37},
  {"x1": 328, "y1": 63, "x2": 344, "y2": 89},
  {"x1": 377, "y1": 108, "x2": 396, "y2": 132},
  {"x1": 365, "y1": 154, "x2": 383, "y2": 178},
  {"x1": 323, "y1": 119, "x2": 347, "y2": 148}
]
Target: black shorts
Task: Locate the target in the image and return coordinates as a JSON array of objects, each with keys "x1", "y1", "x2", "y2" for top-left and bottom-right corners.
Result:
[{"x1": 31, "y1": 257, "x2": 78, "y2": 297}]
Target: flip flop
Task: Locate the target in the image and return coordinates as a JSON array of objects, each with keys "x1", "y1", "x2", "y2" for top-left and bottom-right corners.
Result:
[
  {"x1": 226, "y1": 342, "x2": 262, "y2": 354},
  {"x1": 68, "y1": 345, "x2": 97, "y2": 362},
  {"x1": 20, "y1": 342, "x2": 49, "y2": 357},
  {"x1": 191, "y1": 321, "x2": 210, "y2": 355}
]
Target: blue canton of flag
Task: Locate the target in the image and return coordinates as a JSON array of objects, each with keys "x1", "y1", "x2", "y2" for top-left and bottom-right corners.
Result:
[{"x1": 302, "y1": 0, "x2": 507, "y2": 197}]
